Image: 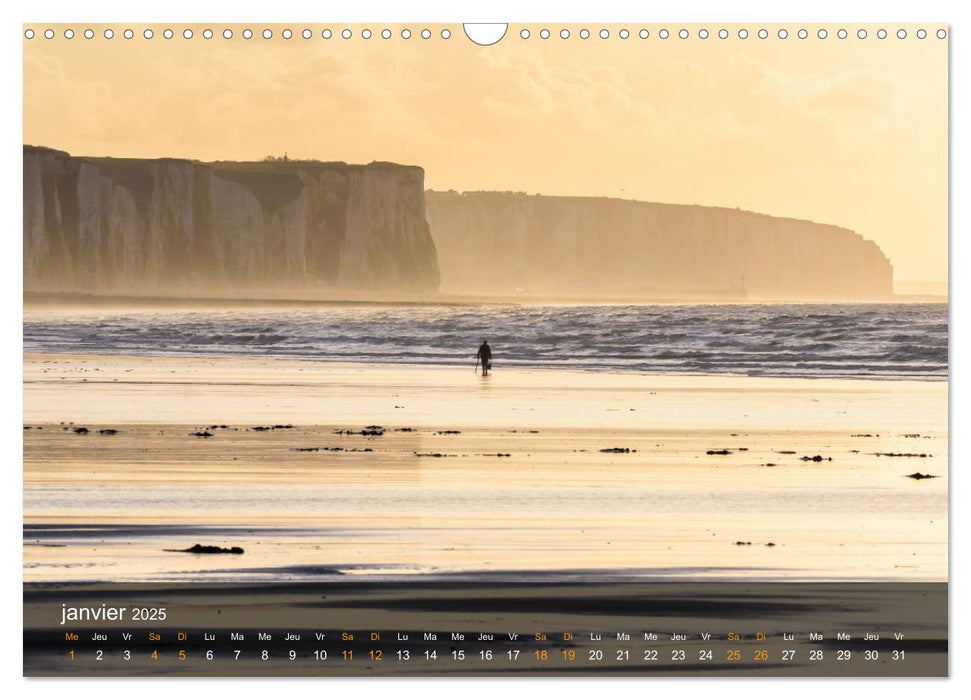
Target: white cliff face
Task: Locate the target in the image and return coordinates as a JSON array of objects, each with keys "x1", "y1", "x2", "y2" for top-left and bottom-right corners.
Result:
[
  {"x1": 23, "y1": 146, "x2": 439, "y2": 296},
  {"x1": 425, "y1": 191, "x2": 894, "y2": 301}
]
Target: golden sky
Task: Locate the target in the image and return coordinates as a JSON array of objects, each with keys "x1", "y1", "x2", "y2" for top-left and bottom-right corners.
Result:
[{"x1": 23, "y1": 23, "x2": 948, "y2": 283}]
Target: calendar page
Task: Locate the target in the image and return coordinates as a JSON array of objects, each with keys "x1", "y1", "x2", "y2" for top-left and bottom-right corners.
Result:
[{"x1": 21, "y1": 17, "x2": 948, "y2": 678}]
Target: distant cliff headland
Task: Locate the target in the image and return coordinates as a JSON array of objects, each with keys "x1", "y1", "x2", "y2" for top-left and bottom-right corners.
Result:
[
  {"x1": 24, "y1": 146, "x2": 894, "y2": 302},
  {"x1": 425, "y1": 191, "x2": 894, "y2": 301},
  {"x1": 23, "y1": 146, "x2": 440, "y2": 297}
]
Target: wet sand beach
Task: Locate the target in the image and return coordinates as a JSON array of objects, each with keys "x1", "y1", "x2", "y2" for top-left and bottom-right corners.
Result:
[{"x1": 23, "y1": 353, "x2": 947, "y2": 583}]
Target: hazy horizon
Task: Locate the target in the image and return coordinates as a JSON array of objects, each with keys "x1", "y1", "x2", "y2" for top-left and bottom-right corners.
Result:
[
  {"x1": 24, "y1": 23, "x2": 947, "y2": 283},
  {"x1": 19, "y1": 141, "x2": 951, "y2": 294},
  {"x1": 21, "y1": 27, "x2": 950, "y2": 649}
]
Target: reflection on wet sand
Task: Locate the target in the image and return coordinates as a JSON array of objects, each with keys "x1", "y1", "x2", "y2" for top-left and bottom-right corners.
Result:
[{"x1": 23, "y1": 354, "x2": 947, "y2": 582}]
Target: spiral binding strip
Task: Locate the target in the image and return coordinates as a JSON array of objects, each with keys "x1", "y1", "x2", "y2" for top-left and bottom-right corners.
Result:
[{"x1": 23, "y1": 24, "x2": 948, "y2": 42}]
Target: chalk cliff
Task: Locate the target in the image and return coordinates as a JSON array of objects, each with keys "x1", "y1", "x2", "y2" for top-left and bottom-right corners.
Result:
[
  {"x1": 425, "y1": 191, "x2": 893, "y2": 301},
  {"x1": 23, "y1": 146, "x2": 440, "y2": 296}
]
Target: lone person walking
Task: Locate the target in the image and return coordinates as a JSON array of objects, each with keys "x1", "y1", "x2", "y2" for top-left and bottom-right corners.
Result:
[{"x1": 476, "y1": 340, "x2": 493, "y2": 376}]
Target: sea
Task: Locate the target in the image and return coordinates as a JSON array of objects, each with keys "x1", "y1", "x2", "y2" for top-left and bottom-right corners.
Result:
[
  {"x1": 23, "y1": 301, "x2": 948, "y2": 583},
  {"x1": 23, "y1": 302, "x2": 948, "y2": 380}
]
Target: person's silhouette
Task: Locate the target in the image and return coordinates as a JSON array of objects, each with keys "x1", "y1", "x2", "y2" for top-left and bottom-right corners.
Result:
[{"x1": 476, "y1": 340, "x2": 493, "y2": 376}]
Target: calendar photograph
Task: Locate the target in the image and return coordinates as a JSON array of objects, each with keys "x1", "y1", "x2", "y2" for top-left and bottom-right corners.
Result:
[{"x1": 21, "y1": 22, "x2": 948, "y2": 676}]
